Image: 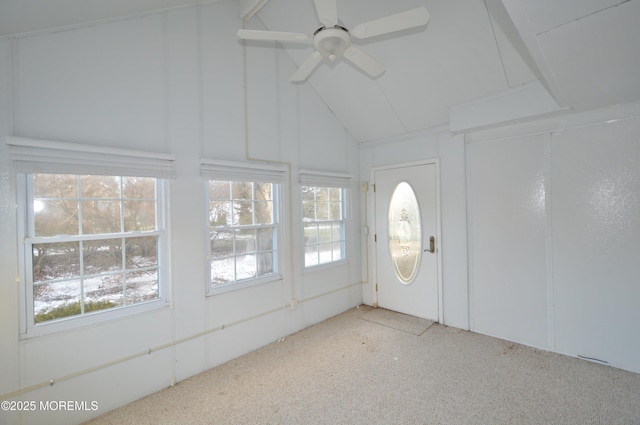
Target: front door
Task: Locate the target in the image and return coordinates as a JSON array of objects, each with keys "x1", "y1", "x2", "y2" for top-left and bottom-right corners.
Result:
[{"x1": 374, "y1": 163, "x2": 439, "y2": 320}]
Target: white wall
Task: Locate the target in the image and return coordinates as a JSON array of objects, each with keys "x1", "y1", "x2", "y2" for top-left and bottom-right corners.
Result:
[
  {"x1": 467, "y1": 102, "x2": 640, "y2": 374},
  {"x1": 359, "y1": 129, "x2": 469, "y2": 330},
  {"x1": 0, "y1": 2, "x2": 362, "y2": 423}
]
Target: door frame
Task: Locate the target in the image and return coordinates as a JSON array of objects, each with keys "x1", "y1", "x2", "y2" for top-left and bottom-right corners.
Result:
[{"x1": 370, "y1": 159, "x2": 444, "y2": 324}]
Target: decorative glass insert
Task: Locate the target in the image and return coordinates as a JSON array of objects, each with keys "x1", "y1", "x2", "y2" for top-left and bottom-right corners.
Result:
[{"x1": 387, "y1": 182, "x2": 421, "y2": 284}]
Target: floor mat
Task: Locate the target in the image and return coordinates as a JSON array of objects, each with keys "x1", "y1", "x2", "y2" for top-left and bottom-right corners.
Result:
[{"x1": 359, "y1": 307, "x2": 435, "y2": 335}]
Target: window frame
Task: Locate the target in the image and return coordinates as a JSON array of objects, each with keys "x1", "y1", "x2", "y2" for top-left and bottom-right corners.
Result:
[
  {"x1": 302, "y1": 185, "x2": 348, "y2": 269},
  {"x1": 201, "y1": 159, "x2": 287, "y2": 296},
  {"x1": 16, "y1": 174, "x2": 171, "y2": 338},
  {"x1": 7, "y1": 137, "x2": 175, "y2": 338}
]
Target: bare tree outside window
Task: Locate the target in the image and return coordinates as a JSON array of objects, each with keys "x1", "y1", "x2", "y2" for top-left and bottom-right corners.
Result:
[
  {"x1": 208, "y1": 180, "x2": 277, "y2": 289},
  {"x1": 28, "y1": 174, "x2": 161, "y2": 323}
]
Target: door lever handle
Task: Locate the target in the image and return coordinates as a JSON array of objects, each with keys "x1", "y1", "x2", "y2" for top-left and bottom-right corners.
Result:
[{"x1": 424, "y1": 236, "x2": 435, "y2": 253}]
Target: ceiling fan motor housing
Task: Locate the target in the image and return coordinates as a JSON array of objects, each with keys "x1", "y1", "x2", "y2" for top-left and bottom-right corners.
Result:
[{"x1": 314, "y1": 26, "x2": 351, "y2": 61}]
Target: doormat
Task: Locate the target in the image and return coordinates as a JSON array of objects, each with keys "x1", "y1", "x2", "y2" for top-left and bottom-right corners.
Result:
[{"x1": 359, "y1": 308, "x2": 435, "y2": 336}]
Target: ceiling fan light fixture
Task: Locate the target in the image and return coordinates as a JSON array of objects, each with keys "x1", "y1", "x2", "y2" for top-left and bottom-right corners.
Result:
[{"x1": 314, "y1": 27, "x2": 351, "y2": 61}]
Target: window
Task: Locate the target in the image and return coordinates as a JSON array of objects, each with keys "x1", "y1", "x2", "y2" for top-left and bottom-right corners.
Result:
[
  {"x1": 8, "y1": 136, "x2": 174, "y2": 334},
  {"x1": 25, "y1": 174, "x2": 165, "y2": 325},
  {"x1": 201, "y1": 159, "x2": 286, "y2": 294},
  {"x1": 299, "y1": 169, "x2": 350, "y2": 269},
  {"x1": 303, "y1": 186, "x2": 346, "y2": 267},
  {"x1": 207, "y1": 180, "x2": 278, "y2": 288}
]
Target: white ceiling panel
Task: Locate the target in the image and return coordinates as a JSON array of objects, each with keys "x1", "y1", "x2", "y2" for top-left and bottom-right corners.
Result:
[
  {"x1": 0, "y1": 0, "x2": 225, "y2": 36},
  {"x1": 371, "y1": 0, "x2": 510, "y2": 132},
  {"x1": 505, "y1": 0, "x2": 627, "y2": 35},
  {"x1": 535, "y1": 0, "x2": 640, "y2": 110},
  {"x1": 307, "y1": 64, "x2": 407, "y2": 142}
]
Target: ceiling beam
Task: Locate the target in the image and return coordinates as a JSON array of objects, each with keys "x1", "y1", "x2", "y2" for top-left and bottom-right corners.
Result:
[
  {"x1": 498, "y1": 0, "x2": 568, "y2": 107},
  {"x1": 239, "y1": 0, "x2": 270, "y2": 21}
]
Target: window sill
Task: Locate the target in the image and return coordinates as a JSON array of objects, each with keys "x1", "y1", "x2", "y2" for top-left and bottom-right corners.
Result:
[
  {"x1": 303, "y1": 260, "x2": 349, "y2": 274},
  {"x1": 20, "y1": 299, "x2": 170, "y2": 341},
  {"x1": 207, "y1": 274, "x2": 283, "y2": 296}
]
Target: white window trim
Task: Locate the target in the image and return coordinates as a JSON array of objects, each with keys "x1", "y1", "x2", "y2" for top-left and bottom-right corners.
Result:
[
  {"x1": 9, "y1": 137, "x2": 174, "y2": 338},
  {"x1": 202, "y1": 159, "x2": 287, "y2": 296},
  {"x1": 299, "y1": 169, "x2": 351, "y2": 270}
]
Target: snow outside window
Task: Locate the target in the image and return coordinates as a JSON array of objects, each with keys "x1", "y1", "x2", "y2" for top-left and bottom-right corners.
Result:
[
  {"x1": 20, "y1": 174, "x2": 168, "y2": 332},
  {"x1": 302, "y1": 186, "x2": 346, "y2": 267},
  {"x1": 207, "y1": 180, "x2": 279, "y2": 292}
]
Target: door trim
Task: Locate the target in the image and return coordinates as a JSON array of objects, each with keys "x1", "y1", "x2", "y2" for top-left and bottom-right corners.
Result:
[{"x1": 370, "y1": 159, "x2": 444, "y2": 324}]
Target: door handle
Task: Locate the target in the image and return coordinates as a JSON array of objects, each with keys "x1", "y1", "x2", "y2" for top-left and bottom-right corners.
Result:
[{"x1": 424, "y1": 236, "x2": 435, "y2": 253}]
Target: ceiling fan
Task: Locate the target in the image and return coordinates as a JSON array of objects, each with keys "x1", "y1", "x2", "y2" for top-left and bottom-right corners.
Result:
[{"x1": 237, "y1": 0, "x2": 430, "y2": 82}]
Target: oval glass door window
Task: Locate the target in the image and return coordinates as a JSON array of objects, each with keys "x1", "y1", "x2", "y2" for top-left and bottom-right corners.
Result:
[{"x1": 388, "y1": 182, "x2": 422, "y2": 284}]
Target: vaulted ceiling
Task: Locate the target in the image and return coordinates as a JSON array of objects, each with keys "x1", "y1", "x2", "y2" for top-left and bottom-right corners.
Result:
[{"x1": 2, "y1": 0, "x2": 639, "y2": 143}]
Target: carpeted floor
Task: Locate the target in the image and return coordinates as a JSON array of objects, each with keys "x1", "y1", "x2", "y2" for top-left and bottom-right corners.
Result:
[{"x1": 86, "y1": 305, "x2": 640, "y2": 424}]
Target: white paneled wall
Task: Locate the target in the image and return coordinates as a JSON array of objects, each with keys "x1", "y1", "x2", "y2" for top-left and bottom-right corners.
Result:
[
  {"x1": 467, "y1": 135, "x2": 549, "y2": 348},
  {"x1": 467, "y1": 105, "x2": 640, "y2": 374},
  {"x1": 551, "y1": 118, "x2": 640, "y2": 373},
  {"x1": 0, "y1": 2, "x2": 362, "y2": 424}
]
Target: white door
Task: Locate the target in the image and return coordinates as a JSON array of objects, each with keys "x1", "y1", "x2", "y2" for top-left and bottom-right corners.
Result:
[{"x1": 374, "y1": 163, "x2": 439, "y2": 320}]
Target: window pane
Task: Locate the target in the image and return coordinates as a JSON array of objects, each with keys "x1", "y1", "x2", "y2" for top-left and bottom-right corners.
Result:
[
  {"x1": 332, "y1": 241, "x2": 343, "y2": 261},
  {"x1": 33, "y1": 242, "x2": 80, "y2": 283},
  {"x1": 124, "y1": 200, "x2": 156, "y2": 231},
  {"x1": 304, "y1": 223, "x2": 319, "y2": 245},
  {"x1": 316, "y1": 201, "x2": 329, "y2": 220},
  {"x1": 316, "y1": 187, "x2": 329, "y2": 201},
  {"x1": 254, "y1": 201, "x2": 273, "y2": 225},
  {"x1": 81, "y1": 175, "x2": 120, "y2": 198},
  {"x1": 34, "y1": 280, "x2": 81, "y2": 323},
  {"x1": 233, "y1": 200, "x2": 253, "y2": 225},
  {"x1": 209, "y1": 200, "x2": 231, "y2": 227},
  {"x1": 211, "y1": 258, "x2": 233, "y2": 286},
  {"x1": 330, "y1": 202, "x2": 342, "y2": 220},
  {"x1": 318, "y1": 243, "x2": 333, "y2": 264},
  {"x1": 209, "y1": 181, "x2": 231, "y2": 200},
  {"x1": 302, "y1": 186, "x2": 316, "y2": 201},
  {"x1": 302, "y1": 201, "x2": 315, "y2": 221},
  {"x1": 257, "y1": 228, "x2": 273, "y2": 251},
  {"x1": 126, "y1": 270, "x2": 158, "y2": 304},
  {"x1": 211, "y1": 230, "x2": 233, "y2": 258},
  {"x1": 254, "y1": 182, "x2": 272, "y2": 201},
  {"x1": 123, "y1": 177, "x2": 155, "y2": 199},
  {"x1": 125, "y1": 236, "x2": 158, "y2": 269},
  {"x1": 232, "y1": 181, "x2": 251, "y2": 199},
  {"x1": 235, "y1": 228, "x2": 256, "y2": 256},
  {"x1": 33, "y1": 174, "x2": 77, "y2": 198},
  {"x1": 83, "y1": 238, "x2": 123, "y2": 275},
  {"x1": 332, "y1": 222, "x2": 343, "y2": 242},
  {"x1": 329, "y1": 188, "x2": 342, "y2": 202},
  {"x1": 35, "y1": 200, "x2": 79, "y2": 236},
  {"x1": 257, "y1": 252, "x2": 274, "y2": 276},
  {"x1": 84, "y1": 274, "x2": 124, "y2": 308},
  {"x1": 305, "y1": 245, "x2": 318, "y2": 267},
  {"x1": 236, "y1": 254, "x2": 256, "y2": 280},
  {"x1": 82, "y1": 200, "x2": 121, "y2": 234},
  {"x1": 318, "y1": 224, "x2": 332, "y2": 243}
]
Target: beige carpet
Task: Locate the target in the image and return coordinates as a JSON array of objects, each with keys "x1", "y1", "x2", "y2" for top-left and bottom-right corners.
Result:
[{"x1": 86, "y1": 305, "x2": 640, "y2": 425}]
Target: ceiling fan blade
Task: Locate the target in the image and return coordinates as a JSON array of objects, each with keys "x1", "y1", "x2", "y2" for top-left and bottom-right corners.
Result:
[
  {"x1": 351, "y1": 7, "x2": 430, "y2": 39},
  {"x1": 237, "y1": 29, "x2": 312, "y2": 44},
  {"x1": 291, "y1": 51, "x2": 324, "y2": 82},
  {"x1": 314, "y1": 0, "x2": 338, "y2": 27},
  {"x1": 343, "y1": 46, "x2": 385, "y2": 78}
]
